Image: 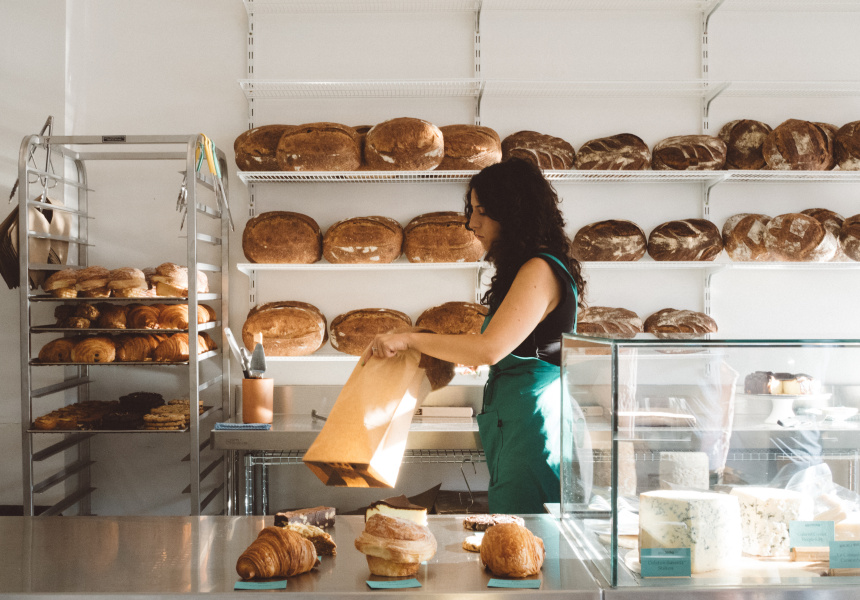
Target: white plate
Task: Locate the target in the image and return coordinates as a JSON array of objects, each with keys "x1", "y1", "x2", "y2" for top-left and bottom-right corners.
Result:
[{"x1": 738, "y1": 394, "x2": 833, "y2": 425}]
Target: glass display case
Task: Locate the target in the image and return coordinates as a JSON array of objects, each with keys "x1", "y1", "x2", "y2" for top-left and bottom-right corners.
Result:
[{"x1": 560, "y1": 333, "x2": 860, "y2": 589}]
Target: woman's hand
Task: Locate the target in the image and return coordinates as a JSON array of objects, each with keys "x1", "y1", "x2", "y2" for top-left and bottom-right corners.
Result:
[{"x1": 361, "y1": 332, "x2": 413, "y2": 365}]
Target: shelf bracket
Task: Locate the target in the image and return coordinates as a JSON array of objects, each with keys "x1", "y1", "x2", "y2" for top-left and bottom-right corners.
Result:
[
  {"x1": 474, "y1": 1, "x2": 483, "y2": 125},
  {"x1": 701, "y1": 81, "x2": 730, "y2": 135},
  {"x1": 701, "y1": 174, "x2": 728, "y2": 220}
]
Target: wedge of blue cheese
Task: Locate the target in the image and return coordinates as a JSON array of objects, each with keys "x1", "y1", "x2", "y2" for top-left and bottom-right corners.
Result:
[
  {"x1": 730, "y1": 486, "x2": 812, "y2": 557},
  {"x1": 639, "y1": 490, "x2": 741, "y2": 574},
  {"x1": 365, "y1": 495, "x2": 427, "y2": 527}
]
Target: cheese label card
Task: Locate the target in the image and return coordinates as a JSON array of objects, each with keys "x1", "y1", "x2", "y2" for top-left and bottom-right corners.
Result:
[
  {"x1": 488, "y1": 578, "x2": 541, "y2": 588},
  {"x1": 640, "y1": 547, "x2": 691, "y2": 578},
  {"x1": 366, "y1": 579, "x2": 421, "y2": 589},
  {"x1": 234, "y1": 580, "x2": 287, "y2": 590},
  {"x1": 830, "y1": 541, "x2": 860, "y2": 569},
  {"x1": 791, "y1": 520, "x2": 834, "y2": 548}
]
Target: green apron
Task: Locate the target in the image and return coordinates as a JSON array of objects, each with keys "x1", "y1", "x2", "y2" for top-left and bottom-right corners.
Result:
[{"x1": 477, "y1": 253, "x2": 578, "y2": 514}]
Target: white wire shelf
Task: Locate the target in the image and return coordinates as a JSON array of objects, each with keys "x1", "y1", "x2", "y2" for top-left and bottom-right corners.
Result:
[
  {"x1": 237, "y1": 260, "x2": 486, "y2": 275},
  {"x1": 243, "y1": 0, "x2": 481, "y2": 14},
  {"x1": 238, "y1": 79, "x2": 483, "y2": 99},
  {"x1": 583, "y1": 260, "x2": 860, "y2": 271},
  {"x1": 723, "y1": 80, "x2": 860, "y2": 97}
]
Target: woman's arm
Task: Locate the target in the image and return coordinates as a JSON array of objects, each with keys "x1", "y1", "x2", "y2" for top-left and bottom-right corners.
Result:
[{"x1": 364, "y1": 257, "x2": 563, "y2": 366}]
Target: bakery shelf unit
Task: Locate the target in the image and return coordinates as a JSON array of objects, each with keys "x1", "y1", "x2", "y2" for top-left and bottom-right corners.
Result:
[{"x1": 17, "y1": 134, "x2": 232, "y2": 517}]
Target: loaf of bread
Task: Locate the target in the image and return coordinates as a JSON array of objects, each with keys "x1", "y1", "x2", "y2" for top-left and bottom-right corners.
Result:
[
  {"x1": 150, "y1": 263, "x2": 208, "y2": 297},
  {"x1": 416, "y1": 302, "x2": 487, "y2": 335},
  {"x1": 501, "y1": 130, "x2": 575, "y2": 170},
  {"x1": 574, "y1": 133, "x2": 651, "y2": 170},
  {"x1": 438, "y1": 124, "x2": 502, "y2": 170},
  {"x1": 572, "y1": 220, "x2": 647, "y2": 261},
  {"x1": 764, "y1": 213, "x2": 838, "y2": 262},
  {"x1": 364, "y1": 117, "x2": 444, "y2": 171},
  {"x1": 801, "y1": 208, "x2": 847, "y2": 261},
  {"x1": 75, "y1": 266, "x2": 110, "y2": 298},
  {"x1": 276, "y1": 122, "x2": 361, "y2": 171},
  {"x1": 644, "y1": 309, "x2": 718, "y2": 339},
  {"x1": 718, "y1": 119, "x2": 772, "y2": 170},
  {"x1": 322, "y1": 216, "x2": 403, "y2": 264},
  {"x1": 840, "y1": 214, "x2": 860, "y2": 261},
  {"x1": 242, "y1": 301, "x2": 327, "y2": 356},
  {"x1": 42, "y1": 268, "x2": 78, "y2": 298},
  {"x1": 652, "y1": 135, "x2": 727, "y2": 170},
  {"x1": 479, "y1": 523, "x2": 545, "y2": 579},
  {"x1": 763, "y1": 119, "x2": 833, "y2": 170},
  {"x1": 242, "y1": 211, "x2": 322, "y2": 264},
  {"x1": 403, "y1": 212, "x2": 483, "y2": 263},
  {"x1": 329, "y1": 308, "x2": 412, "y2": 356},
  {"x1": 722, "y1": 213, "x2": 772, "y2": 262},
  {"x1": 576, "y1": 306, "x2": 643, "y2": 339},
  {"x1": 647, "y1": 219, "x2": 723, "y2": 261},
  {"x1": 835, "y1": 121, "x2": 860, "y2": 170},
  {"x1": 815, "y1": 122, "x2": 840, "y2": 170},
  {"x1": 234, "y1": 125, "x2": 295, "y2": 171},
  {"x1": 107, "y1": 267, "x2": 150, "y2": 298}
]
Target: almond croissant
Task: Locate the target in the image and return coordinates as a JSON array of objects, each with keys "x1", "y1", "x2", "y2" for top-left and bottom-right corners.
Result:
[{"x1": 236, "y1": 526, "x2": 319, "y2": 580}]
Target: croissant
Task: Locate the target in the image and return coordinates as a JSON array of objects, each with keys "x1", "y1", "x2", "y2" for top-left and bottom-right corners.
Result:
[
  {"x1": 71, "y1": 336, "x2": 116, "y2": 363},
  {"x1": 38, "y1": 338, "x2": 77, "y2": 363},
  {"x1": 116, "y1": 335, "x2": 159, "y2": 362},
  {"x1": 158, "y1": 305, "x2": 190, "y2": 329},
  {"x1": 154, "y1": 333, "x2": 189, "y2": 362},
  {"x1": 96, "y1": 304, "x2": 129, "y2": 329},
  {"x1": 236, "y1": 526, "x2": 319, "y2": 580},
  {"x1": 127, "y1": 305, "x2": 161, "y2": 329},
  {"x1": 199, "y1": 331, "x2": 217, "y2": 352},
  {"x1": 200, "y1": 304, "x2": 217, "y2": 323},
  {"x1": 479, "y1": 523, "x2": 545, "y2": 578}
]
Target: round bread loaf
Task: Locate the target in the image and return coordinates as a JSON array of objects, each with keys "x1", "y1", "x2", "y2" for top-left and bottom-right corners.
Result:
[
  {"x1": 501, "y1": 130, "x2": 576, "y2": 170},
  {"x1": 652, "y1": 135, "x2": 727, "y2": 170},
  {"x1": 644, "y1": 308, "x2": 718, "y2": 339},
  {"x1": 573, "y1": 133, "x2": 651, "y2": 170},
  {"x1": 801, "y1": 208, "x2": 847, "y2": 261},
  {"x1": 276, "y1": 122, "x2": 361, "y2": 171},
  {"x1": 763, "y1": 119, "x2": 833, "y2": 171},
  {"x1": 330, "y1": 308, "x2": 412, "y2": 356},
  {"x1": 647, "y1": 219, "x2": 723, "y2": 261},
  {"x1": 815, "y1": 122, "x2": 839, "y2": 170},
  {"x1": 718, "y1": 119, "x2": 772, "y2": 170},
  {"x1": 572, "y1": 220, "x2": 647, "y2": 261},
  {"x1": 835, "y1": 121, "x2": 860, "y2": 170},
  {"x1": 576, "y1": 306, "x2": 643, "y2": 339},
  {"x1": 364, "y1": 117, "x2": 444, "y2": 171},
  {"x1": 234, "y1": 125, "x2": 295, "y2": 171},
  {"x1": 242, "y1": 211, "x2": 322, "y2": 264},
  {"x1": 322, "y1": 216, "x2": 403, "y2": 264},
  {"x1": 416, "y1": 302, "x2": 487, "y2": 335},
  {"x1": 403, "y1": 212, "x2": 483, "y2": 263},
  {"x1": 764, "y1": 213, "x2": 838, "y2": 262},
  {"x1": 839, "y1": 214, "x2": 860, "y2": 261},
  {"x1": 438, "y1": 124, "x2": 502, "y2": 170},
  {"x1": 242, "y1": 301, "x2": 327, "y2": 356},
  {"x1": 722, "y1": 213, "x2": 772, "y2": 262}
]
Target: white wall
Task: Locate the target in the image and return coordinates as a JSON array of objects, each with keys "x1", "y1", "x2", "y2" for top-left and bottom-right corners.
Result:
[{"x1": 2, "y1": 2, "x2": 860, "y2": 514}]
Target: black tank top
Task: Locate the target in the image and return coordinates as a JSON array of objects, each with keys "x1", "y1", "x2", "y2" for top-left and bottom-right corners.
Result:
[{"x1": 510, "y1": 254, "x2": 578, "y2": 366}]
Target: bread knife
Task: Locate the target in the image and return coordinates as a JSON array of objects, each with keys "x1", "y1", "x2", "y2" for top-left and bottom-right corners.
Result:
[{"x1": 224, "y1": 327, "x2": 250, "y2": 378}]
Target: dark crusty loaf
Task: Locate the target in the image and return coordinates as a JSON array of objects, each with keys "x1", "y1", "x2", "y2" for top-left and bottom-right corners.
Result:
[
  {"x1": 352, "y1": 125, "x2": 372, "y2": 169},
  {"x1": 718, "y1": 119, "x2": 772, "y2": 170},
  {"x1": 416, "y1": 302, "x2": 487, "y2": 335},
  {"x1": 403, "y1": 212, "x2": 483, "y2": 263},
  {"x1": 242, "y1": 301, "x2": 327, "y2": 356},
  {"x1": 501, "y1": 130, "x2": 576, "y2": 170},
  {"x1": 647, "y1": 219, "x2": 723, "y2": 261},
  {"x1": 644, "y1": 308, "x2": 717, "y2": 339},
  {"x1": 322, "y1": 216, "x2": 403, "y2": 264},
  {"x1": 276, "y1": 122, "x2": 361, "y2": 171},
  {"x1": 652, "y1": 135, "x2": 726, "y2": 170},
  {"x1": 438, "y1": 124, "x2": 502, "y2": 170},
  {"x1": 364, "y1": 117, "x2": 444, "y2": 171},
  {"x1": 234, "y1": 125, "x2": 295, "y2": 171},
  {"x1": 572, "y1": 220, "x2": 647, "y2": 261},
  {"x1": 835, "y1": 121, "x2": 860, "y2": 170},
  {"x1": 763, "y1": 119, "x2": 833, "y2": 171},
  {"x1": 573, "y1": 133, "x2": 651, "y2": 170},
  {"x1": 764, "y1": 213, "x2": 838, "y2": 262},
  {"x1": 801, "y1": 208, "x2": 847, "y2": 261},
  {"x1": 815, "y1": 122, "x2": 840, "y2": 170},
  {"x1": 577, "y1": 306, "x2": 643, "y2": 339},
  {"x1": 839, "y1": 214, "x2": 860, "y2": 261},
  {"x1": 722, "y1": 213, "x2": 772, "y2": 262},
  {"x1": 242, "y1": 211, "x2": 322, "y2": 264},
  {"x1": 329, "y1": 308, "x2": 413, "y2": 356}
]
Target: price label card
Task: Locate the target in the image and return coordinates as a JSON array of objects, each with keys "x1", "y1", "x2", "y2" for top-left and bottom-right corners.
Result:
[
  {"x1": 640, "y1": 548, "x2": 691, "y2": 578},
  {"x1": 488, "y1": 578, "x2": 541, "y2": 588},
  {"x1": 791, "y1": 521, "x2": 834, "y2": 548},
  {"x1": 830, "y1": 541, "x2": 860, "y2": 569},
  {"x1": 234, "y1": 580, "x2": 287, "y2": 590},
  {"x1": 366, "y1": 579, "x2": 422, "y2": 589}
]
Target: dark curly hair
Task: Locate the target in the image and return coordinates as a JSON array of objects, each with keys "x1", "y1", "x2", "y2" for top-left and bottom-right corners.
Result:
[{"x1": 464, "y1": 157, "x2": 586, "y2": 312}]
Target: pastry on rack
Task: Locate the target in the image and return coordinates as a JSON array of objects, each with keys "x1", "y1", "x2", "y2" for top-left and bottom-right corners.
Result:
[
  {"x1": 354, "y1": 514, "x2": 437, "y2": 577},
  {"x1": 38, "y1": 337, "x2": 77, "y2": 363},
  {"x1": 200, "y1": 304, "x2": 216, "y2": 323},
  {"x1": 108, "y1": 267, "x2": 151, "y2": 298},
  {"x1": 236, "y1": 526, "x2": 319, "y2": 580},
  {"x1": 151, "y1": 262, "x2": 188, "y2": 297},
  {"x1": 118, "y1": 391, "x2": 164, "y2": 413},
  {"x1": 154, "y1": 333, "x2": 190, "y2": 362},
  {"x1": 75, "y1": 302, "x2": 101, "y2": 321},
  {"x1": 479, "y1": 522, "x2": 545, "y2": 578},
  {"x1": 158, "y1": 304, "x2": 191, "y2": 329},
  {"x1": 42, "y1": 268, "x2": 78, "y2": 298},
  {"x1": 115, "y1": 335, "x2": 159, "y2": 362},
  {"x1": 198, "y1": 331, "x2": 217, "y2": 352},
  {"x1": 127, "y1": 305, "x2": 161, "y2": 329},
  {"x1": 75, "y1": 266, "x2": 111, "y2": 298},
  {"x1": 95, "y1": 304, "x2": 129, "y2": 329},
  {"x1": 70, "y1": 336, "x2": 116, "y2": 363},
  {"x1": 58, "y1": 316, "x2": 91, "y2": 329}
]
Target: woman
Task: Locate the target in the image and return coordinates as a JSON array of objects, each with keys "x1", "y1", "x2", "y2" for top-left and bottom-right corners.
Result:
[{"x1": 364, "y1": 157, "x2": 586, "y2": 513}]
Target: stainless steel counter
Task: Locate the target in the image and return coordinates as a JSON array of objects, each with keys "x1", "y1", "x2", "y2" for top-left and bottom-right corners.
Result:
[{"x1": 0, "y1": 514, "x2": 599, "y2": 599}]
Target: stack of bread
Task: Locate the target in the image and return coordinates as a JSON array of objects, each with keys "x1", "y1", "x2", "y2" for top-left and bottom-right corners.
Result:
[
  {"x1": 31, "y1": 391, "x2": 190, "y2": 431},
  {"x1": 37, "y1": 331, "x2": 215, "y2": 364},
  {"x1": 41, "y1": 262, "x2": 208, "y2": 298},
  {"x1": 52, "y1": 302, "x2": 216, "y2": 330}
]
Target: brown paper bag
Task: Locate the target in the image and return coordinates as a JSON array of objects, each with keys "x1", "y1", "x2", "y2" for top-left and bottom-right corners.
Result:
[{"x1": 303, "y1": 346, "x2": 453, "y2": 488}]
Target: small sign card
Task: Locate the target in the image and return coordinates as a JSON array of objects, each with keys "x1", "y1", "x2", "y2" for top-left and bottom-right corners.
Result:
[
  {"x1": 640, "y1": 547, "x2": 691, "y2": 578},
  {"x1": 487, "y1": 578, "x2": 541, "y2": 588},
  {"x1": 790, "y1": 521, "x2": 834, "y2": 548},
  {"x1": 830, "y1": 541, "x2": 860, "y2": 569},
  {"x1": 366, "y1": 579, "x2": 422, "y2": 589},
  {"x1": 234, "y1": 580, "x2": 287, "y2": 590}
]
